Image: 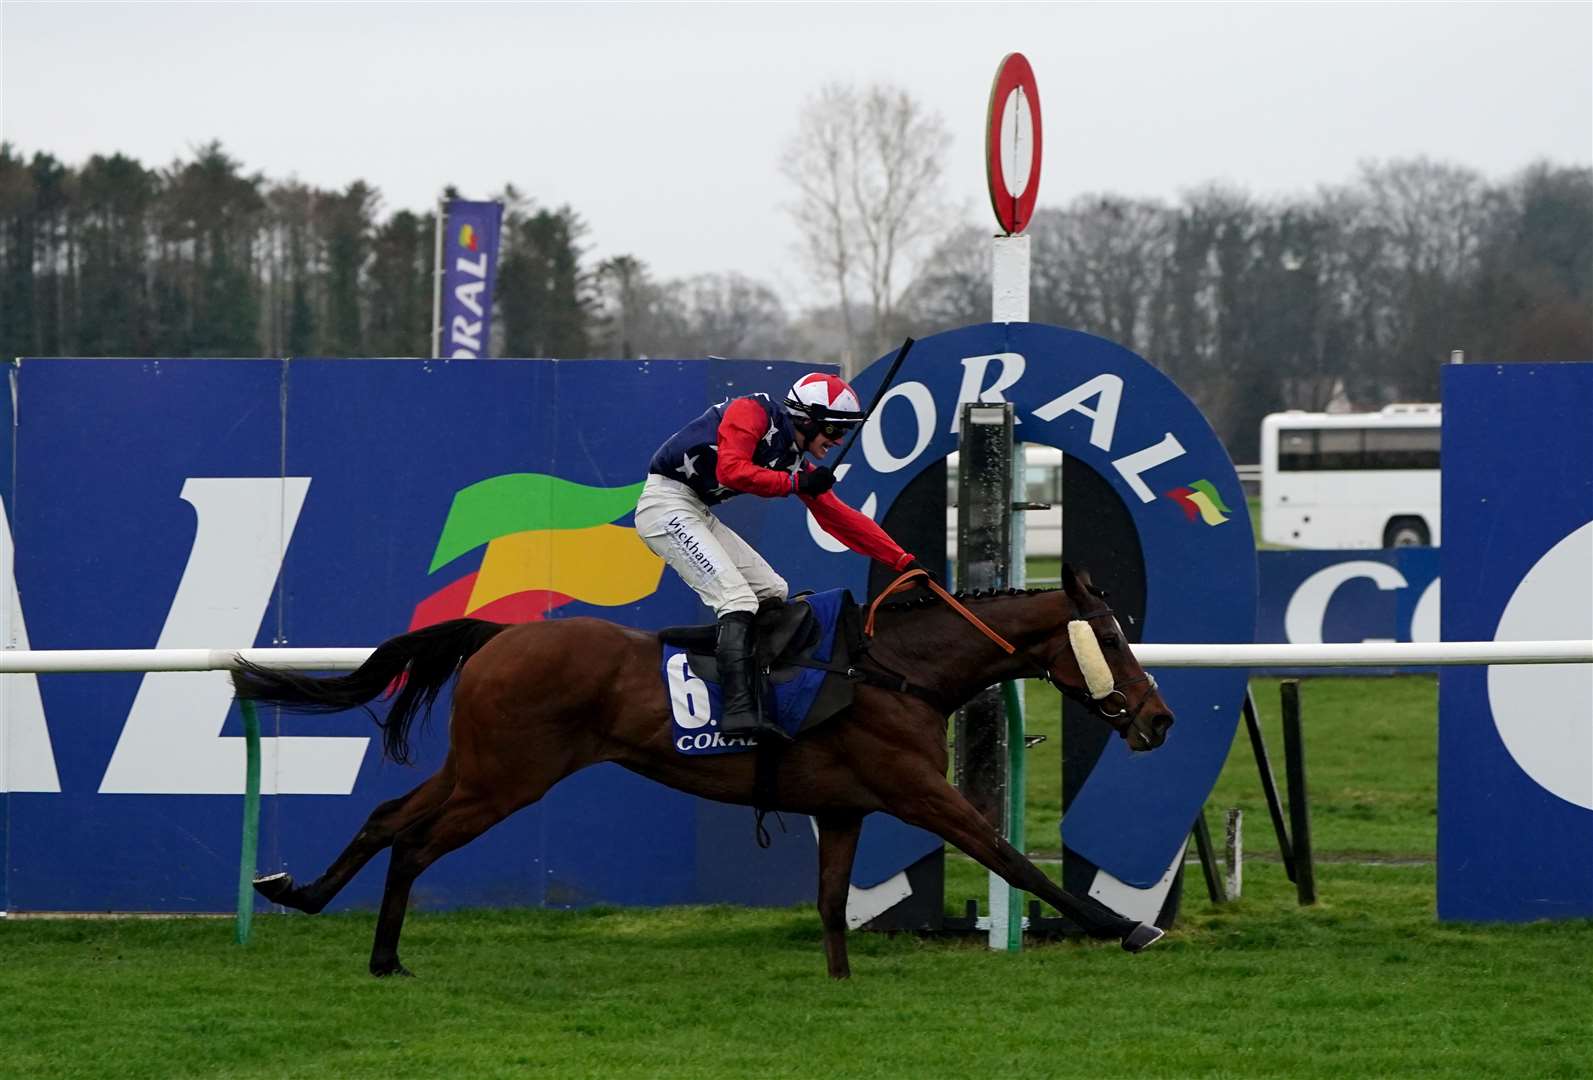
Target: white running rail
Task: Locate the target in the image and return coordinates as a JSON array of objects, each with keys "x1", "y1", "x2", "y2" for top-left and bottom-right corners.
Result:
[{"x1": 1, "y1": 640, "x2": 1589, "y2": 674}]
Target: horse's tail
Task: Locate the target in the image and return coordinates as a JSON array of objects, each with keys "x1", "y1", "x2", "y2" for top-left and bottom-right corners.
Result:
[{"x1": 231, "y1": 618, "x2": 510, "y2": 766}]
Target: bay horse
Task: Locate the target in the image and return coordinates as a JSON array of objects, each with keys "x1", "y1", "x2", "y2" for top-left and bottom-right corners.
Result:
[{"x1": 231, "y1": 564, "x2": 1175, "y2": 979}]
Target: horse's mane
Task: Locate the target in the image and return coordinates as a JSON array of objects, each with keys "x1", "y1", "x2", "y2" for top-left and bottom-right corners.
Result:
[
  {"x1": 872, "y1": 585, "x2": 1063, "y2": 615},
  {"x1": 872, "y1": 580, "x2": 1111, "y2": 616}
]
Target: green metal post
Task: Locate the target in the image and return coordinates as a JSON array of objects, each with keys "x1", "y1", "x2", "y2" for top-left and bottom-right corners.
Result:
[
  {"x1": 236, "y1": 699, "x2": 261, "y2": 944},
  {"x1": 1005, "y1": 424, "x2": 1028, "y2": 951},
  {"x1": 1001, "y1": 679, "x2": 1026, "y2": 950}
]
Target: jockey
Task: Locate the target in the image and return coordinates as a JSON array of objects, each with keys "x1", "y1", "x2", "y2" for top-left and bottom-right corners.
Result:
[{"x1": 636, "y1": 371, "x2": 924, "y2": 742}]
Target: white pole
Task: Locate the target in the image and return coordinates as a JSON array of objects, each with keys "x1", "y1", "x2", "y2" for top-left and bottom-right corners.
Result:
[
  {"x1": 992, "y1": 235, "x2": 1031, "y2": 324},
  {"x1": 2, "y1": 640, "x2": 1587, "y2": 676},
  {"x1": 989, "y1": 231, "x2": 1031, "y2": 953},
  {"x1": 1224, "y1": 809, "x2": 1243, "y2": 901},
  {"x1": 430, "y1": 199, "x2": 446, "y2": 359},
  {"x1": 0, "y1": 648, "x2": 374, "y2": 674},
  {"x1": 1130, "y1": 640, "x2": 1593, "y2": 667}
]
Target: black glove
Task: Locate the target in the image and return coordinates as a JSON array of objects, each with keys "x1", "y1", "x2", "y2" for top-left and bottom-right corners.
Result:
[
  {"x1": 905, "y1": 558, "x2": 941, "y2": 584},
  {"x1": 796, "y1": 466, "x2": 836, "y2": 497}
]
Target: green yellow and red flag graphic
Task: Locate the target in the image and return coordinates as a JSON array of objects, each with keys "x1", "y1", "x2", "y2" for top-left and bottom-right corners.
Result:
[
  {"x1": 411, "y1": 473, "x2": 664, "y2": 629},
  {"x1": 1165, "y1": 479, "x2": 1232, "y2": 526}
]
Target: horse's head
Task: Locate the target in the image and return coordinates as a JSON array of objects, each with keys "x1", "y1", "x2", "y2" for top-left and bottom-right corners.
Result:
[{"x1": 1045, "y1": 563, "x2": 1175, "y2": 752}]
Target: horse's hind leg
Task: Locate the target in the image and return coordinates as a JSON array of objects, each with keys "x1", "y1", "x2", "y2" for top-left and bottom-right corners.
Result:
[
  {"x1": 814, "y1": 812, "x2": 864, "y2": 979},
  {"x1": 368, "y1": 733, "x2": 596, "y2": 978},
  {"x1": 255, "y1": 766, "x2": 455, "y2": 914},
  {"x1": 891, "y1": 769, "x2": 1162, "y2": 952},
  {"x1": 367, "y1": 784, "x2": 511, "y2": 977}
]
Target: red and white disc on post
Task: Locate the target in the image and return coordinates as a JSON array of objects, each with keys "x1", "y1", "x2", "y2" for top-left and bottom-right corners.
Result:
[{"x1": 985, "y1": 52, "x2": 1043, "y2": 235}]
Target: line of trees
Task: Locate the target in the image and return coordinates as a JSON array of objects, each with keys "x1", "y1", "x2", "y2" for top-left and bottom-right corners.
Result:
[
  {"x1": 776, "y1": 88, "x2": 1590, "y2": 456},
  {"x1": 0, "y1": 142, "x2": 811, "y2": 366},
  {"x1": 3, "y1": 106, "x2": 1590, "y2": 458},
  {"x1": 904, "y1": 160, "x2": 1592, "y2": 456},
  {"x1": 0, "y1": 143, "x2": 591, "y2": 361}
]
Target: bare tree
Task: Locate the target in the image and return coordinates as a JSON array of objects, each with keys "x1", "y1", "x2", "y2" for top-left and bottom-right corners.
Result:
[
  {"x1": 669, "y1": 272, "x2": 794, "y2": 358},
  {"x1": 591, "y1": 262, "x2": 801, "y2": 360},
  {"x1": 593, "y1": 255, "x2": 684, "y2": 358},
  {"x1": 781, "y1": 83, "x2": 951, "y2": 373},
  {"x1": 1030, "y1": 196, "x2": 1172, "y2": 354},
  {"x1": 898, "y1": 224, "x2": 991, "y2": 335},
  {"x1": 1352, "y1": 158, "x2": 1491, "y2": 398}
]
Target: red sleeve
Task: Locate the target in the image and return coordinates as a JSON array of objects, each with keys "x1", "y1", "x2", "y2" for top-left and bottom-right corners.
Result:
[
  {"x1": 715, "y1": 399, "x2": 797, "y2": 498},
  {"x1": 802, "y1": 486, "x2": 915, "y2": 570}
]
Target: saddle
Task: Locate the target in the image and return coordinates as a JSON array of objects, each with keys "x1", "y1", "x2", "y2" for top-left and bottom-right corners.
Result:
[
  {"x1": 659, "y1": 598, "x2": 819, "y2": 683},
  {"x1": 657, "y1": 591, "x2": 864, "y2": 741}
]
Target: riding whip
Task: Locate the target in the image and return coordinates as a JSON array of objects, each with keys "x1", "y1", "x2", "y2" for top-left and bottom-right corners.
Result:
[{"x1": 829, "y1": 337, "x2": 915, "y2": 470}]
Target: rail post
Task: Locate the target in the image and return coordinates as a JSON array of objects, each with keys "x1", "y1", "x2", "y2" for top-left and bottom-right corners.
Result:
[
  {"x1": 1244, "y1": 688, "x2": 1297, "y2": 881},
  {"x1": 1190, "y1": 811, "x2": 1226, "y2": 903},
  {"x1": 1224, "y1": 808, "x2": 1244, "y2": 900},
  {"x1": 235, "y1": 699, "x2": 262, "y2": 944},
  {"x1": 955, "y1": 401, "x2": 1020, "y2": 950},
  {"x1": 1280, "y1": 680, "x2": 1317, "y2": 905}
]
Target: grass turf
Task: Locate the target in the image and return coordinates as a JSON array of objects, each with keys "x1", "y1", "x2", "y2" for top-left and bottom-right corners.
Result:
[
  {"x1": 1019, "y1": 675, "x2": 1441, "y2": 860},
  {"x1": 3, "y1": 863, "x2": 1588, "y2": 1080},
  {"x1": 3, "y1": 676, "x2": 1589, "y2": 1079}
]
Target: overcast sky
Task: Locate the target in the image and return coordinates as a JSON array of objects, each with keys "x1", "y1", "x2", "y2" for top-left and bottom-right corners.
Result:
[{"x1": 4, "y1": 2, "x2": 1589, "y2": 304}]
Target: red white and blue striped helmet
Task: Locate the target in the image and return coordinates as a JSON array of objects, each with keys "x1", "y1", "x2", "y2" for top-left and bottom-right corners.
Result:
[{"x1": 784, "y1": 372, "x2": 864, "y2": 426}]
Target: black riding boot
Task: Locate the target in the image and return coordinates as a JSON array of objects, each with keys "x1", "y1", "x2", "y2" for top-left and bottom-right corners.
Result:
[{"x1": 716, "y1": 611, "x2": 788, "y2": 742}]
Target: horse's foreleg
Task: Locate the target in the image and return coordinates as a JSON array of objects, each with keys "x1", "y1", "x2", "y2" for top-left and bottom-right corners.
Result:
[
  {"x1": 256, "y1": 767, "x2": 455, "y2": 915},
  {"x1": 368, "y1": 787, "x2": 507, "y2": 977},
  {"x1": 892, "y1": 771, "x2": 1162, "y2": 952},
  {"x1": 814, "y1": 812, "x2": 864, "y2": 979}
]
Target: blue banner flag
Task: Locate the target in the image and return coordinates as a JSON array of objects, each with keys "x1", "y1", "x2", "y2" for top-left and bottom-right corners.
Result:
[{"x1": 437, "y1": 200, "x2": 504, "y2": 358}]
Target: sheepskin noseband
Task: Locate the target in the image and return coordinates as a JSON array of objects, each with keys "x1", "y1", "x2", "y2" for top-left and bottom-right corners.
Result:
[{"x1": 1067, "y1": 620, "x2": 1115, "y2": 700}]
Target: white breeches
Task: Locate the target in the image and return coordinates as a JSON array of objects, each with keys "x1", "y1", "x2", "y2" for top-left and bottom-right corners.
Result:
[{"x1": 633, "y1": 474, "x2": 788, "y2": 617}]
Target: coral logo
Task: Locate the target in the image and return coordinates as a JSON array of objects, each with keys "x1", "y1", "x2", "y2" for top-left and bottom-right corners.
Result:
[
  {"x1": 1165, "y1": 479, "x2": 1232, "y2": 526},
  {"x1": 458, "y1": 224, "x2": 478, "y2": 251},
  {"x1": 411, "y1": 473, "x2": 665, "y2": 628}
]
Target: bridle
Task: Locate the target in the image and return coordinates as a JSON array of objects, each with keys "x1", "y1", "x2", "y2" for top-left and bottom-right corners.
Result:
[
  {"x1": 1034, "y1": 607, "x2": 1159, "y2": 727},
  {"x1": 865, "y1": 568, "x2": 1160, "y2": 734}
]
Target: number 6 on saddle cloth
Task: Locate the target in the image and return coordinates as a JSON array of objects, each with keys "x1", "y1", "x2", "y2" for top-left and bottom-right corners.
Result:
[{"x1": 659, "y1": 589, "x2": 862, "y2": 755}]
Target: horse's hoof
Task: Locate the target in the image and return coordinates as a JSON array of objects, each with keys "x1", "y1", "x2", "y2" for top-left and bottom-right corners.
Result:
[
  {"x1": 1121, "y1": 923, "x2": 1165, "y2": 954},
  {"x1": 253, "y1": 872, "x2": 297, "y2": 905},
  {"x1": 370, "y1": 959, "x2": 414, "y2": 978}
]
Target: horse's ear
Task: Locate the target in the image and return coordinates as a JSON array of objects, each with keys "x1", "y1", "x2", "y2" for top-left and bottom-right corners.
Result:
[{"x1": 1062, "y1": 562, "x2": 1094, "y2": 605}]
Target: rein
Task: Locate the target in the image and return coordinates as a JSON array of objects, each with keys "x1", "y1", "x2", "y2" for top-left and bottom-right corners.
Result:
[
  {"x1": 863, "y1": 569, "x2": 1158, "y2": 730},
  {"x1": 865, "y1": 569, "x2": 1018, "y2": 654}
]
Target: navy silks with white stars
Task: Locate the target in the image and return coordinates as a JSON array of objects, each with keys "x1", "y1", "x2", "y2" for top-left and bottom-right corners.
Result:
[{"x1": 647, "y1": 395, "x2": 802, "y2": 505}]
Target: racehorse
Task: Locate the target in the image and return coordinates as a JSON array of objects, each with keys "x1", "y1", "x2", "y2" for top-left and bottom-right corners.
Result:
[{"x1": 231, "y1": 564, "x2": 1175, "y2": 979}]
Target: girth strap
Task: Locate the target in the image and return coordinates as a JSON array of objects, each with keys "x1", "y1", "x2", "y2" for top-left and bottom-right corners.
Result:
[
  {"x1": 781, "y1": 645, "x2": 953, "y2": 711},
  {"x1": 752, "y1": 742, "x2": 785, "y2": 848}
]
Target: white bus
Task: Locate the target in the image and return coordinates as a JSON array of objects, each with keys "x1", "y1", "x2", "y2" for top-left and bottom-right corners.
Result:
[
  {"x1": 946, "y1": 444, "x2": 1063, "y2": 558},
  {"x1": 1259, "y1": 404, "x2": 1441, "y2": 549}
]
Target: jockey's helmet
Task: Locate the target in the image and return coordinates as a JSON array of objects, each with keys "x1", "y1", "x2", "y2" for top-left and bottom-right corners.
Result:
[{"x1": 785, "y1": 373, "x2": 864, "y2": 439}]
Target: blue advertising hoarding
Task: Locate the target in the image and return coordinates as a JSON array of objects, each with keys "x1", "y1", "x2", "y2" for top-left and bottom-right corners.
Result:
[
  {"x1": 0, "y1": 364, "x2": 14, "y2": 913},
  {"x1": 1256, "y1": 548, "x2": 1440, "y2": 673},
  {"x1": 830, "y1": 324, "x2": 1258, "y2": 906},
  {"x1": 0, "y1": 356, "x2": 935, "y2": 913},
  {"x1": 1438, "y1": 362, "x2": 1592, "y2": 922},
  {"x1": 5, "y1": 344, "x2": 1529, "y2": 919}
]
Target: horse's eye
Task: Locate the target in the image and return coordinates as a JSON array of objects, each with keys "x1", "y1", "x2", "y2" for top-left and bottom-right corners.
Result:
[{"x1": 1102, "y1": 634, "x2": 1120, "y2": 648}]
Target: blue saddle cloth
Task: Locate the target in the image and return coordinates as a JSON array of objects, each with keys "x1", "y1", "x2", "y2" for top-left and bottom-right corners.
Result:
[{"x1": 661, "y1": 589, "x2": 849, "y2": 756}]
